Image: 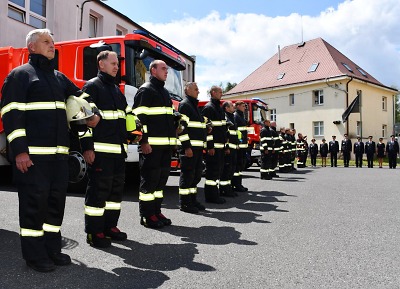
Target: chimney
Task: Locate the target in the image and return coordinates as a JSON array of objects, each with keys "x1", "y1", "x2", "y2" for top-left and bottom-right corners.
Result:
[{"x1": 278, "y1": 45, "x2": 281, "y2": 64}]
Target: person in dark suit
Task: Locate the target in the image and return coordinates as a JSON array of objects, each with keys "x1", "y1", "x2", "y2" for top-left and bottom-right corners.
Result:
[
  {"x1": 341, "y1": 133, "x2": 352, "y2": 167},
  {"x1": 319, "y1": 138, "x2": 328, "y2": 167},
  {"x1": 328, "y1": 136, "x2": 339, "y2": 167},
  {"x1": 353, "y1": 137, "x2": 364, "y2": 168},
  {"x1": 365, "y1": 136, "x2": 376, "y2": 168},
  {"x1": 386, "y1": 135, "x2": 399, "y2": 169},
  {"x1": 309, "y1": 138, "x2": 318, "y2": 167}
]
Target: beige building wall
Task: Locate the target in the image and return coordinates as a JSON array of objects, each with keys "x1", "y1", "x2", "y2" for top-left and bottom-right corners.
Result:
[
  {"x1": 1, "y1": 0, "x2": 194, "y2": 82},
  {"x1": 225, "y1": 77, "x2": 396, "y2": 145}
]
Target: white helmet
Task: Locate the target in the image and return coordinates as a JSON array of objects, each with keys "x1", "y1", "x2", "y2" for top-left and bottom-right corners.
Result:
[{"x1": 66, "y1": 95, "x2": 94, "y2": 133}]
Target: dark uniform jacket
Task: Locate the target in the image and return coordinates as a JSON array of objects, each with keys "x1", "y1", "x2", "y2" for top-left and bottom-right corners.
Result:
[
  {"x1": 1, "y1": 54, "x2": 83, "y2": 161},
  {"x1": 81, "y1": 71, "x2": 130, "y2": 158},
  {"x1": 353, "y1": 141, "x2": 364, "y2": 155},
  {"x1": 201, "y1": 98, "x2": 227, "y2": 150},
  {"x1": 329, "y1": 140, "x2": 339, "y2": 154},
  {"x1": 225, "y1": 111, "x2": 239, "y2": 150},
  {"x1": 234, "y1": 110, "x2": 248, "y2": 149},
  {"x1": 309, "y1": 143, "x2": 318, "y2": 156},
  {"x1": 133, "y1": 76, "x2": 176, "y2": 149},
  {"x1": 386, "y1": 140, "x2": 399, "y2": 155},
  {"x1": 341, "y1": 139, "x2": 352, "y2": 152},
  {"x1": 365, "y1": 141, "x2": 376, "y2": 155},
  {"x1": 260, "y1": 125, "x2": 273, "y2": 153},
  {"x1": 178, "y1": 95, "x2": 207, "y2": 150},
  {"x1": 320, "y1": 143, "x2": 328, "y2": 157}
]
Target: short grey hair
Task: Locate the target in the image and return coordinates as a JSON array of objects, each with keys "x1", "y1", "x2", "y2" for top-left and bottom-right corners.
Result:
[
  {"x1": 26, "y1": 29, "x2": 53, "y2": 50},
  {"x1": 184, "y1": 82, "x2": 197, "y2": 94}
]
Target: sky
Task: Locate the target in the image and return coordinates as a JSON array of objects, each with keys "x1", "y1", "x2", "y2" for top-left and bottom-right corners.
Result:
[{"x1": 105, "y1": 0, "x2": 400, "y2": 99}]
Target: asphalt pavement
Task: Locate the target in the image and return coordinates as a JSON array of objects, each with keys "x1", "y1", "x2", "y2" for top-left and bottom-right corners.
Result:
[{"x1": 1, "y1": 164, "x2": 400, "y2": 289}]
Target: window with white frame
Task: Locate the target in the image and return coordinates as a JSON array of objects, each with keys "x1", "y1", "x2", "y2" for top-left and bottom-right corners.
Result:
[
  {"x1": 382, "y1": 124, "x2": 387, "y2": 138},
  {"x1": 289, "y1": 123, "x2": 295, "y2": 129},
  {"x1": 313, "y1": 90, "x2": 324, "y2": 105},
  {"x1": 356, "y1": 121, "x2": 361, "y2": 136},
  {"x1": 382, "y1": 96, "x2": 387, "y2": 111},
  {"x1": 8, "y1": 0, "x2": 46, "y2": 28},
  {"x1": 313, "y1": 121, "x2": 324, "y2": 136},
  {"x1": 89, "y1": 15, "x2": 98, "y2": 38},
  {"x1": 270, "y1": 109, "x2": 276, "y2": 122},
  {"x1": 289, "y1": 93, "x2": 295, "y2": 106}
]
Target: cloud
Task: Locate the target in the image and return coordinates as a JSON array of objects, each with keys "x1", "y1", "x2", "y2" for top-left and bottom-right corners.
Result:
[{"x1": 139, "y1": 0, "x2": 400, "y2": 98}]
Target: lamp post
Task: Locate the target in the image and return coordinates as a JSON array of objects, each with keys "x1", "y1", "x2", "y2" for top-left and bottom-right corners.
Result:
[{"x1": 79, "y1": 0, "x2": 107, "y2": 31}]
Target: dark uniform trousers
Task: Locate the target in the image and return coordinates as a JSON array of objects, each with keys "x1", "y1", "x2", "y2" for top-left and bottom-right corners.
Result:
[
  {"x1": 179, "y1": 149, "x2": 204, "y2": 203},
  {"x1": 139, "y1": 148, "x2": 172, "y2": 217},
  {"x1": 261, "y1": 152, "x2": 273, "y2": 179},
  {"x1": 366, "y1": 154, "x2": 374, "y2": 168},
  {"x1": 232, "y1": 148, "x2": 246, "y2": 187},
  {"x1": 388, "y1": 152, "x2": 397, "y2": 168},
  {"x1": 355, "y1": 154, "x2": 363, "y2": 167},
  {"x1": 330, "y1": 153, "x2": 337, "y2": 167},
  {"x1": 85, "y1": 156, "x2": 125, "y2": 234},
  {"x1": 220, "y1": 149, "x2": 237, "y2": 194},
  {"x1": 15, "y1": 160, "x2": 68, "y2": 262},
  {"x1": 204, "y1": 148, "x2": 225, "y2": 202}
]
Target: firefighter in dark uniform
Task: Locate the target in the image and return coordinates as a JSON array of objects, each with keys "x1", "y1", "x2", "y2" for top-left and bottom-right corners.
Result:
[
  {"x1": 386, "y1": 135, "x2": 399, "y2": 169},
  {"x1": 220, "y1": 101, "x2": 239, "y2": 197},
  {"x1": 133, "y1": 60, "x2": 176, "y2": 228},
  {"x1": 309, "y1": 138, "x2": 318, "y2": 167},
  {"x1": 260, "y1": 119, "x2": 274, "y2": 179},
  {"x1": 365, "y1": 136, "x2": 376, "y2": 168},
  {"x1": 329, "y1": 135, "x2": 339, "y2": 167},
  {"x1": 353, "y1": 137, "x2": 364, "y2": 168},
  {"x1": 279, "y1": 127, "x2": 290, "y2": 173},
  {"x1": 290, "y1": 129, "x2": 297, "y2": 171},
  {"x1": 201, "y1": 85, "x2": 227, "y2": 204},
  {"x1": 0, "y1": 29, "x2": 99, "y2": 272},
  {"x1": 81, "y1": 51, "x2": 136, "y2": 247},
  {"x1": 296, "y1": 133, "x2": 307, "y2": 168},
  {"x1": 341, "y1": 133, "x2": 352, "y2": 167},
  {"x1": 177, "y1": 82, "x2": 207, "y2": 214},
  {"x1": 270, "y1": 121, "x2": 280, "y2": 177},
  {"x1": 233, "y1": 101, "x2": 249, "y2": 192}
]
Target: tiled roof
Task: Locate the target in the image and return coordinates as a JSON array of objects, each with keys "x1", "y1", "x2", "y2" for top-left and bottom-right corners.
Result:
[{"x1": 226, "y1": 37, "x2": 385, "y2": 95}]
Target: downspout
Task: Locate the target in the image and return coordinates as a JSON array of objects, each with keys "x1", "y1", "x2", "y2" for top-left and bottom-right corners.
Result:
[{"x1": 345, "y1": 76, "x2": 353, "y2": 136}]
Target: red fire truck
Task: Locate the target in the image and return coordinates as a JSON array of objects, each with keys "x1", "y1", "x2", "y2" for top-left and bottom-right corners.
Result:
[
  {"x1": 0, "y1": 30, "x2": 187, "y2": 187},
  {"x1": 197, "y1": 98, "x2": 269, "y2": 168}
]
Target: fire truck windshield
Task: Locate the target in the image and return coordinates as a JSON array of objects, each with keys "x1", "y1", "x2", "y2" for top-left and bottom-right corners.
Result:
[
  {"x1": 251, "y1": 103, "x2": 268, "y2": 124},
  {"x1": 125, "y1": 45, "x2": 184, "y2": 99}
]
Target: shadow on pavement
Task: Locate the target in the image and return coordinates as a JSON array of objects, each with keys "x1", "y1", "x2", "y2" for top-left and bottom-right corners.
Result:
[
  {"x1": 0, "y1": 229, "x2": 169, "y2": 289},
  {"x1": 162, "y1": 225, "x2": 258, "y2": 245}
]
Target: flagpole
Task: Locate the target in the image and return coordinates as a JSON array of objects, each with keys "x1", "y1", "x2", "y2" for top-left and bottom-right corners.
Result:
[{"x1": 359, "y1": 91, "x2": 362, "y2": 141}]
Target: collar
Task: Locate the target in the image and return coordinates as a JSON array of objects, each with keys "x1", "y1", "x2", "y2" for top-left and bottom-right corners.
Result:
[
  {"x1": 150, "y1": 75, "x2": 165, "y2": 88},
  {"x1": 29, "y1": 54, "x2": 56, "y2": 72},
  {"x1": 98, "y1": 71, "x2": 116, "y2": 85}
]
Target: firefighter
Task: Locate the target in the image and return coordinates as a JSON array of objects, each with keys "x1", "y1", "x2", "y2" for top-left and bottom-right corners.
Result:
[
  {"x1": 270, "y1": 121, "x2": 281, "y2": 177},
  {"x1": 260, "y1": 119, "x2": 274, "y2": 179},
  {"x1": 278, "y1": 127, "x2": 288, "y2": 173},
  {"x1": 220, "y1": 101, "x2": 239, "y2": 197},
  {"x1": 296, "y1": 133, "x2": 307, "y2": 168},
  {"x1": 133, "y1": 60, "x2": 176, "y2": 228},
  {"x1": 177, "y1": 82, "x2": 207, "y2": 214},
  {"x1": 289, "y1": 129, "x2": 297, "y2": 170},
  {"x1": 81, "y1": 51, "x2": 138, "y2": 247},
  {"x1": 0, "y1": 29, "x2": 99, "y2": 272},
  {"x1": 201, "y1": 85, "x2": 228, "y2": 204},
  {"x1": 233, "y1": 101, "x2": 249, "y2": 192}
]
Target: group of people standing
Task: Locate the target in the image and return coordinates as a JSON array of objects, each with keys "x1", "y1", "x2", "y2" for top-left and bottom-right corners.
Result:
[
  {"x1": 0, "y1": 28, "x2": 254, "y2": 273},
  {"x1": 296, "y1": 134, "x2": 399, "y2": 169}
]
